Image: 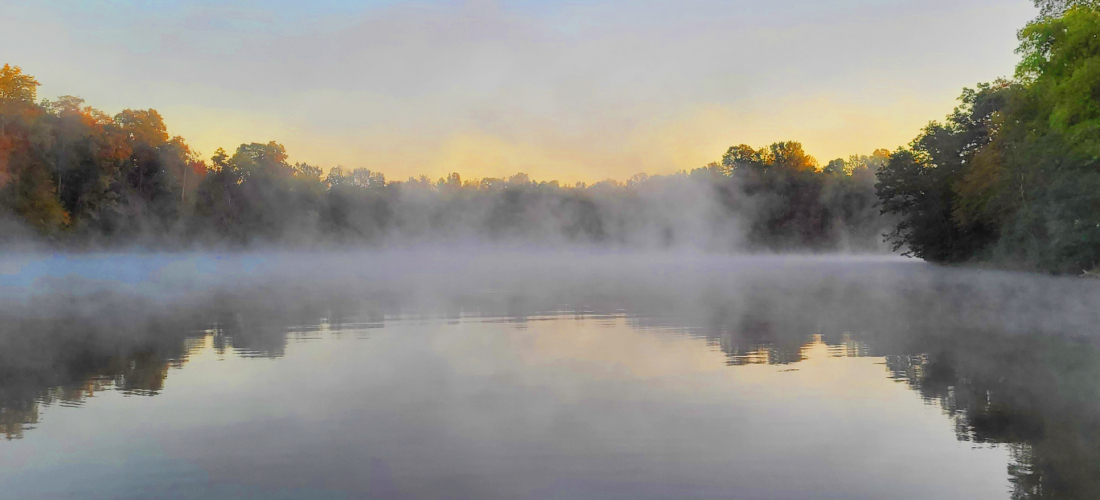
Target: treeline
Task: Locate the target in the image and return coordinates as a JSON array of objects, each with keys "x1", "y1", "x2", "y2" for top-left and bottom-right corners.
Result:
[
  {"x1": 875, "y1": 0, "x2": 1100, "y2": 274},
  {"x1": 4, "y1": 2, "x2": 1100, "y2": 273},
  {"x1": 0, "y1": 65, "x2": 887, "y2": 251}
]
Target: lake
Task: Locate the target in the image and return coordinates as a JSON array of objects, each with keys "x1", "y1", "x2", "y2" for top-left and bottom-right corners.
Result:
[{"x1": 1, "y1": 252, "x2": 1098, "y2": 499}]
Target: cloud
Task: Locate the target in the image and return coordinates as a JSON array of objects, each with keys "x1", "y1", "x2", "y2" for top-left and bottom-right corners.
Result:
[{"x1": 3, "y1": 0, "x2": 1036, "y2": 181}]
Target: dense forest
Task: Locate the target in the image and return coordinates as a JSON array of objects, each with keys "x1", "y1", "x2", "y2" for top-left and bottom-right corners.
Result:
[
  {"x1": 0, "y1": 63, "x2": 885, "y2": 252},
  {"x1": 3, "y1": 0, "x2": 1100, "y2": 274},
  {"x1": 877, "y1": 0, "x2": 1100, "y2": 274}
]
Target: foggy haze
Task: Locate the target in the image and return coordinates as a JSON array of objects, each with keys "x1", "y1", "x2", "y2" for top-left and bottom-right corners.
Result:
[
  {"x1": 3, "y1": 250, "x2": 1099, "y2": 498},
  {"x1": 6, "y1": 2, "x2": 1100, "y2": 498},
  {"x1": 3, "y1": 0, "x2": 1035, "y2": 181}
]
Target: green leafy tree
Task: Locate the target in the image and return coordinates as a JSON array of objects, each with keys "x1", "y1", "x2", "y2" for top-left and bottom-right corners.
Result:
[
  {"x1": 1033, "y1": 0, "x2": 1099, "y2": 17},
  {"x1": 876, "y1": 85, "x2": 1008, "y2": 262}
]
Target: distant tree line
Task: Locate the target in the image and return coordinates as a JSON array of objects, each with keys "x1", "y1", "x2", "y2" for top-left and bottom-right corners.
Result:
[
  {"x1": 0, "y1": 65, "x2": 886, "y2": 252},
  {"x1": 875, "y1": 3, "x2": 1100, "y2": 274}
]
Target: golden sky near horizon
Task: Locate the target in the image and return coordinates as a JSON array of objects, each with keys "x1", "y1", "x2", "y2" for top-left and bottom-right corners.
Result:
[{"x1": 3, "y1": 0, "x2": 1037, "y2": 183}]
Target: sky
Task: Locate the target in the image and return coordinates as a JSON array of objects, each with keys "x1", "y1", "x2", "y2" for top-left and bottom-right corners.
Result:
[{"x1": 1, "y1": 0, "x2": 1037, "y2": 183}]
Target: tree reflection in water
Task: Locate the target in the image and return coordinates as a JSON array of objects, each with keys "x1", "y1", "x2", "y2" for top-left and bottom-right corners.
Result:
[{"x1": 1, "y1": 257, "x2": 1098, "y2": 499}]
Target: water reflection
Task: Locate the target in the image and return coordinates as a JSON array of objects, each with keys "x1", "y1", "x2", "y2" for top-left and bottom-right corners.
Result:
[
  {"x1": 885, "y1": 333, "x2": 1100, "y2": 499},
  {"x1": 1, "y1": 256, "x2": 1099, "y2": 499}
]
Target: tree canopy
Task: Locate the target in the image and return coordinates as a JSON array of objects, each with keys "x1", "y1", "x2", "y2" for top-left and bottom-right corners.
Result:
[
  {"x1": 876, "y1": 4, "x2": 1100, "y2": 273},
  {"x1": 0, "y1": 70, "x2": 887, "y2": 252}
]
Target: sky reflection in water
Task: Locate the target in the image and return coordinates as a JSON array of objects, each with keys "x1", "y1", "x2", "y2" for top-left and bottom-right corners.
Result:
[{"x1": 0, "y1": 254, "x2": 1097, "y2": 499}]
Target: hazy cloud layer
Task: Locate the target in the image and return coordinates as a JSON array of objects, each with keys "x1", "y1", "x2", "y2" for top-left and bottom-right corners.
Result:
[{"x1": 2, "y1": 0, "x2": 1035, "y2": 181}]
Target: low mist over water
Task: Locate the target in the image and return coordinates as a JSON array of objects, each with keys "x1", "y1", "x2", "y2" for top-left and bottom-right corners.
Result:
[{"x1": 2, "y1": 252, "x2": 1099, "y2": 499}]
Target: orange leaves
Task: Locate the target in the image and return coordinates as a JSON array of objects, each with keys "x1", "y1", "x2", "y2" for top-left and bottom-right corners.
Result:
[
  {"x1": 114, "y1": 109, "x2": 169, "y2": 147},
  {"x1": 0, "y1": 64, "x2": 39, "y2": 104}
]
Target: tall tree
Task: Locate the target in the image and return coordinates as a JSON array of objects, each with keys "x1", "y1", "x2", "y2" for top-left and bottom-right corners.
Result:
[
  {"x1": 0, "y1": 64, "x2": 38, "y2": 104},
  {"x1": 1033, "y1": 0, "x2": 1099, "y2": 17},
  {"x1": 0, "y1": 65, "x2": 68, "y2": 236}
]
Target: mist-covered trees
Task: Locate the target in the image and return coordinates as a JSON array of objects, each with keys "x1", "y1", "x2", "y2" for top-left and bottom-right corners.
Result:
[
  {"x1": 0, "y1": 64, "x2": 886, "y2": 251},
  {"x1": 0, "y1": 64, "x2": 205, "y2": 245},
  {"x1": 191, "y1": 142, "x2": 327, "y2": 243},
  {"x1": 876, "y1": 4, "x2": 1100, "y2": 273},
  {"x1": 0, "y1": 64, "x2": 68, "y2": 235},
  {"x1": 717, "y1": 142, "x2": 886, "y2": 249}
]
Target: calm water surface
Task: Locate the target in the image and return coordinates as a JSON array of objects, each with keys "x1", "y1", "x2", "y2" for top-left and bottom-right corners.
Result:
[{"x1": 0, "y1": 253, "x2": 1098, "y2": 499}]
